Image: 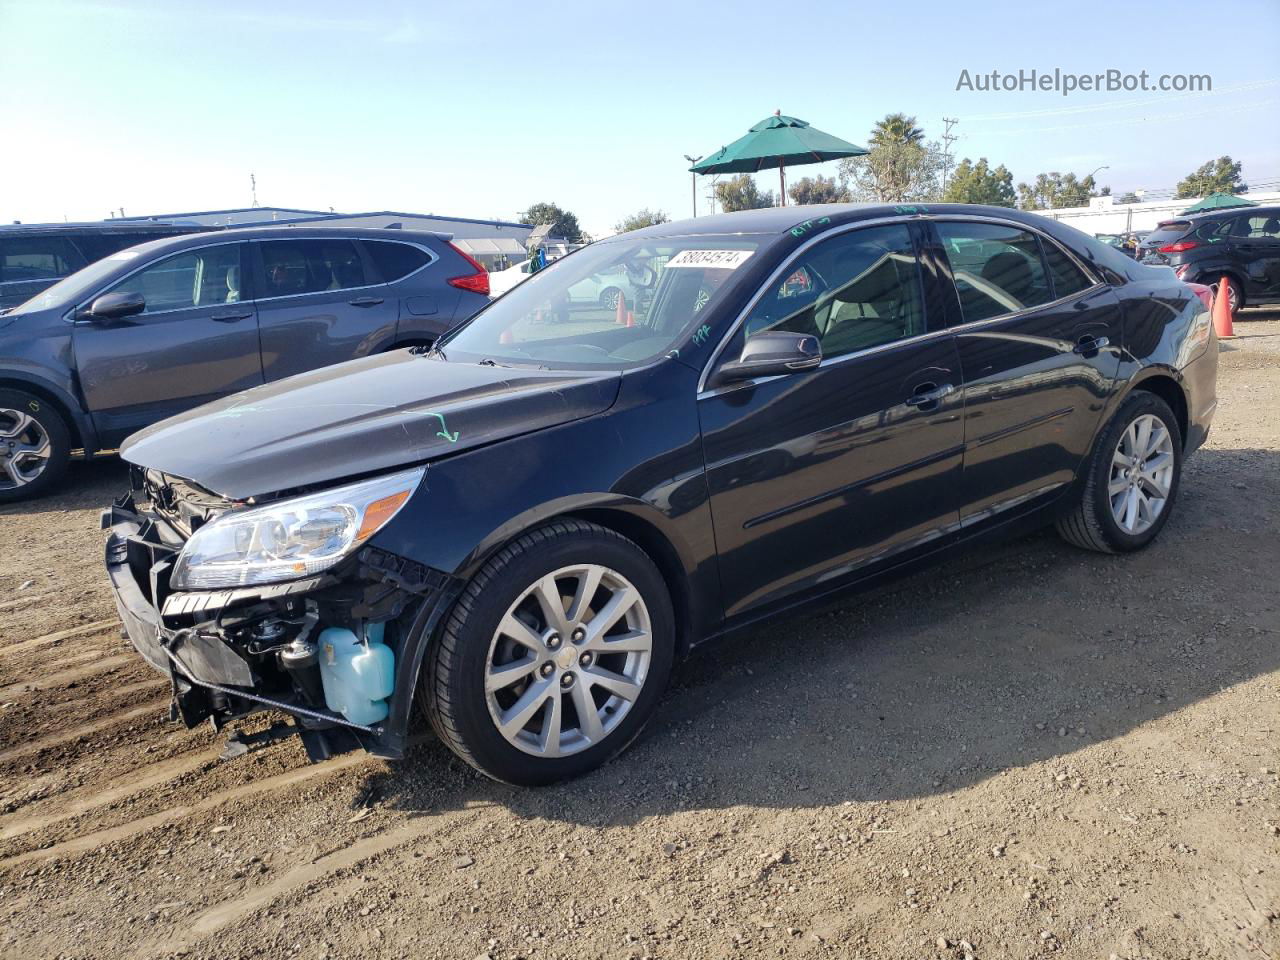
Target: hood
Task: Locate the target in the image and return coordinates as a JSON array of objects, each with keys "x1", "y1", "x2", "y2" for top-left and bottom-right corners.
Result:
[{"x1": 120, "y1": 351, "x2": 621, "y2": 499}]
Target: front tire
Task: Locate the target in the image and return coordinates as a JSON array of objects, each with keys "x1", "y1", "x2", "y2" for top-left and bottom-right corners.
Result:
[
  {"x1": 1056, "y1": 391, "x2": 1183, "y2": 554},
  {"x1": 424, "y1": 520, "x2": 675, "y2": 785},
  {"x1": 0, "y1": 389, "x2": 71, "y2": 503}
]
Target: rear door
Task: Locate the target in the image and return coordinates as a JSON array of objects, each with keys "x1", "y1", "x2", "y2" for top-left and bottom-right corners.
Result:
[
  {"x1": 929, "y1": 219, "x2": 1122, "y2": 526},
  {"x1": 1233, "y1": 212, "x2": 1280, "y2": 300},
  {"x1": 73, "y1": 241, "x2": 261, "y2": 443},
  {"x1": 699, "y1": 221, "x2": 965, "y2": 620},
  {"x1": 253, "y1": 237, "x2": 399, "y2": 382}
]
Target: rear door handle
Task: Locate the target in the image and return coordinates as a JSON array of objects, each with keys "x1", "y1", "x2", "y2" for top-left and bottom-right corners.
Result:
[
  {"x1": 906, "y1": 382, "x2": 955, "y2": 408},
  {"x1": 1073, "y1": 335, "x2": 1110, "y2": 355},
  {"x1": 348, "y1": 297, "x2": 385, "y2": 307},
  {"x1": 210, "y1": 312, "x2": 252, "y2": 323}
]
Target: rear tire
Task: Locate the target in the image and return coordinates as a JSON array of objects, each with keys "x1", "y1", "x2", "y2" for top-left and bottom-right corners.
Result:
[
  {"x1": 1056, "y1": 391, "x2": 1183, "y2": 554},
  {"x1": 1210, "y1": 276, "x2": 1243, "y2": 315},
  {"x1": 0, "y1": 389, "x2": 72, "y2": 503},
  {"x1": 424, "y1": 519, "x2": 675, "y2": 785}
]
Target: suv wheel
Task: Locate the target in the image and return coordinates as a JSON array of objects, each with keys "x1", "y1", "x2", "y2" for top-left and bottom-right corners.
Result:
[
  {"x1": 424, "y1": 519, "x2": 675, "y2": 785},
  {"x1": 0, "y1": 388, "x2": 72, "y2": 503},
  {"x1": 1211, "y1": 276, "x2": 1243, "y2": 315},
  {"x1": 1056, "y1": 391, "x2": 1183, "y2": 553}
]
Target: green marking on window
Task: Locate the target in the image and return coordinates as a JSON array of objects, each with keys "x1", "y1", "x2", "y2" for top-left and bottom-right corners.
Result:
[
  {"x1": 691, "y1": 324, "x2": 712, "y2": 346},
  {"x1": 893, "y1": 205, "x2": 929, "y2": 214},
  {"x1": 790, "y1": 216, "x2": 832, "y2": 238}
]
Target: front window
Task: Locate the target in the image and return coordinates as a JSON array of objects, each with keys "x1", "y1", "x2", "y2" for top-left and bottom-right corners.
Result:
[
  {"x1": 439, "y1": 236, "x2": 762, "y2": 368},
  {"x1": 104, "y1": 244, "x2": 243, "y2": 313}
]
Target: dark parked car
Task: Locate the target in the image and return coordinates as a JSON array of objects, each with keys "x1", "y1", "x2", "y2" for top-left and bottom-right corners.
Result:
[
  {"x1": 0, "y1": 226, "x2": 490, "y2": 501},
  {"x1": 0, "y1": 221, "x2": 207, "y2": 310},
  {"x1": 103, "y1": 204, "x2": 1217, "y2": 785},
  {"x1": 1139, "y1": 205, "x2": 1280, "y2": 313}
]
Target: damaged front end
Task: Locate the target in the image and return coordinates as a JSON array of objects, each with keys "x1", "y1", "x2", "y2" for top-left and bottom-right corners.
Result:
[{"x1": 102, "y1": 466, "x2": 460, "y2": 761}]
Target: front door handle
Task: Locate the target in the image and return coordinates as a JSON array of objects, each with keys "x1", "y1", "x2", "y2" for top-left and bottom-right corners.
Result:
[
  {"x1": 1073, "y1": 335, "x2": 1110, "y2": 355},
  {"x1": 348, "y1": 297, "x2": 385, "y2": 307},
  {"x1": 210, "y1": 312, "x2": 252, "y2": 323},
  {"x1": 906, "y1": 382, "x2": 955, "y2": 409}
]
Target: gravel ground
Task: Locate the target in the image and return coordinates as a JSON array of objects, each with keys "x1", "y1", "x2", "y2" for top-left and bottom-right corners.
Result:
[{"x1": 1, "y1": 314, "x2": 1277, "y2": 960}]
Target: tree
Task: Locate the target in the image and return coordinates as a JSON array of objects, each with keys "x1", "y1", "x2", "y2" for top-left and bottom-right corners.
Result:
[
  {"x1": 839, "y1": 140, "x2": 944, "y2": 203},
  {"x1": 614, "y1": 208, "x2": 670, "y2": 233},
  {"x1": 1015, "y1": 172, "x2": 1105, "y2": 210},
  {"x1": 520, "y1": 202, "x2": 583, "y2": 242},
  {"x1": 714, "y1": 174, "x2": 776, "y2": 212},
  {"x1": 788, "y1": 174, "x2": 851, "y2": 206},
  {"x1": 1175, "y1": 157, "x2": 1247, "y2": 198},
  {"x1": 941, "y1": 158, "x2": 1015, "y2": 206},
  {"x1": 869, "y1": 113, "x2": 925, "y2": 148}
]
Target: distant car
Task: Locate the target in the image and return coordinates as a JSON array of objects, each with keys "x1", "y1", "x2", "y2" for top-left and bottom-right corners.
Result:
[
  {"x1": 0, "y1": 221, "x2": 208, "y2": 310},
  {"x1": 1139, "y1": 206, "x2": 1280, "y2": 313},
  {"x1": 490, "y1": 256, "x2": 640, "y2": 312},
  {"x1": 0, "y1": 226, "x2": 489, "y2": 501}
]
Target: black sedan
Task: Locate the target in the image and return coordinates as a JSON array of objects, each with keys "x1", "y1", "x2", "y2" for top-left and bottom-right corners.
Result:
[{"x1": 103, "y1": 203, "x2": 1218, "y2": 785}]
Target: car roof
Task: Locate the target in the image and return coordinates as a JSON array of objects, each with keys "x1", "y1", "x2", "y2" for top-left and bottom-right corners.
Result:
[
  {"x1": 617, "y1": 202, "x2": 1094, "y2": 240},
  {"x1": 0, "y1": 222, "x2": 205, "y2": 236},
  {"x1": 100, "y1": 225, "x2": 456, "y2": 258}
]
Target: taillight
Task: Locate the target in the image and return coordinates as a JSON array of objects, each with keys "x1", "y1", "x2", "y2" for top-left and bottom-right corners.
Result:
[
  {"x1": 1186, "y1": 282, "x2": 1213, "y2": 310},
  {"x1": 447, "y1": 244, "x2": 490, "y2": 296},
  {"x1": 1158, "y1": 241, "x2": 1198, "y2": 253}
]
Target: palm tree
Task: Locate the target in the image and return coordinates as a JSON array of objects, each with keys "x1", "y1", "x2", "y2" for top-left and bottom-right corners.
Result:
[{"x1": 870, "y1": 113, "x2": 925, "y2": 148}]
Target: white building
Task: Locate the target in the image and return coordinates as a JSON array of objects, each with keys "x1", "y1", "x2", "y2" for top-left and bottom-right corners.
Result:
[{"x1": 1026, "y1": 190, "x2": 1280, "y2": 237}]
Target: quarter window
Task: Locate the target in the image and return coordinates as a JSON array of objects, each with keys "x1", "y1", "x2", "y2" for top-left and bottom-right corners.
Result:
[
  {"x1": 741, "y1": 224, "x2": 926, "y2": 361},
  {"x1": 1041, "y1": 239, "x2": 1094, "y2": 298},
  {"x1": 260, "y1": 239, "x2": 367, "y2": 297},
  {"x1": 937, "y1": 222, "x2": 1053, "y2": 322},
  {"x1": 364, "y1": 240, "x2": 432, "y2": 282},
  {"x1": 0, "y1": 237, "x2": 78, "y2": 284},
  {"x1": 105, "y1": 244, "x2": 243, "y2": 313}
]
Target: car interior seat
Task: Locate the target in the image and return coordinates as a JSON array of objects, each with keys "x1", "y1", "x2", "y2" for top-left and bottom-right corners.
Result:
[
  {"x1": 980, "y1": 250, "x2": 1041, "y2": 311},
  {"x1": 225, "y1": 265, "x2": 240, "y2": 303}
]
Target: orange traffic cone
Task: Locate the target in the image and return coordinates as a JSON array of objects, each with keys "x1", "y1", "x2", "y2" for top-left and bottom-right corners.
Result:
[
  {"x1": 1212, "y1": 275, "x2": 1235, "y2": 339},
  {"x1": 625, "y1": 311, "x2": 635, "y2": 328},
  {"x1": 615, "y1": 294, "x2": 626, "y2": 325}
]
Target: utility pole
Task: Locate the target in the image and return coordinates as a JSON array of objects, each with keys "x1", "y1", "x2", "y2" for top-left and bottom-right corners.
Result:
[
  {"x1": 250, "y1": 173, "x2": 259, "y2": 208},
  {"x1": 941, "y1": 117, "x2": 959, "y2": 194},
  {"x1": 683, "y1": 155, "x2": 701, "y2": 218}
]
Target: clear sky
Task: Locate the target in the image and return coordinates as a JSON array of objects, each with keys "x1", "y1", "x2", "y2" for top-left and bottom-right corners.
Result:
[{"x1": 2, "y1": 0, "x2": 1278, "y2": 236}]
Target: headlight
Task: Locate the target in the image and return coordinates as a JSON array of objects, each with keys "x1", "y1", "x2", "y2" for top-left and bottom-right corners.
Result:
[{"x1": 170, "y1": 467, "x2": 424, "y2": 590}]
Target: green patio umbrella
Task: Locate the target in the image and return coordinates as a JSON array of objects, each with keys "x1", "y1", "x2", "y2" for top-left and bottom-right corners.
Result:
[
  {"x1": 1179, "y1": 192, "x2": 1256, "y2": 215},
  {"x1": 690, "y1": 112, "x2": 868, "y2": 206}
]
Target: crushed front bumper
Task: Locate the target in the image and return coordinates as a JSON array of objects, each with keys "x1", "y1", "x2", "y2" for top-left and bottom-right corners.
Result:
[{"x1": 102, "y1": 490, "x2": 461, "y2": 761}]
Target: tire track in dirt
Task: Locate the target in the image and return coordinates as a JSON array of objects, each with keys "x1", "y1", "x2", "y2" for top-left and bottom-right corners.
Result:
[
  {"x1": 0, "y1": 620, "x2": 117, "y2": 659},
  {"x1": 0, "y1": 653, "x2": 134, "y2": 700},
  {"x1": 0, "y1": 701, "x2": 164, "y2": 765}
]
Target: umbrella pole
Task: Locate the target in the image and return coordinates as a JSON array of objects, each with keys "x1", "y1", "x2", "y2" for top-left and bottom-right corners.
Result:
[{"x1": 779, "y1": 162, "x2": 786, "y2": 206}]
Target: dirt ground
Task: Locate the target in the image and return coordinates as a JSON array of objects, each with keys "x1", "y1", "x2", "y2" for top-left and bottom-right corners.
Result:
[{"x1": 0, "y1": 315, "x2": 1276, "y2": 960}]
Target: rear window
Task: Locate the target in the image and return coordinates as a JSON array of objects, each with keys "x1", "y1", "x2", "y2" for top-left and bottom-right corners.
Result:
[
  {"x1": 1144, "y1": 221, "x2": 1192, "y2": 245},
  {"x1": 0, "y1": 236, "x2": 79, "y2": 284},
  {"x1": 364, "y1": 240, "x2": 432, "y2": 282}
]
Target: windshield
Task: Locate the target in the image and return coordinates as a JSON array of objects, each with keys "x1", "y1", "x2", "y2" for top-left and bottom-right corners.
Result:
[
  {"x1": 439, "y1": 236, "x2": 762, "y2": 369},
  {"x1": 6, "y1": 247, "x2": 147, "y2": 315}
]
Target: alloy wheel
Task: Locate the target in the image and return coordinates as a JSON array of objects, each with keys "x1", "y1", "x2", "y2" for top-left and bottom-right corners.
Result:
[
  {"x1": 0, "y1": 409, "x2": 52, "y2": 490},
  {"x1": 1109, "y1": 413, "x2": 1175, "y2": 535},
  {"x1": 484, "y1": 563, "x2": 652, "y2": 758}
]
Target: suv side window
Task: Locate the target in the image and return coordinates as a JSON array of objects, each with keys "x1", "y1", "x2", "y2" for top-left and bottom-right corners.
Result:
[
  {"x1": 104, "y1": 244, "x2": 244, "y2": 313},
  {"x1": 1237, "y1": 214, "x2": 1280, "y2": 239},
  {"x1": 0, "y1": 236, "x2": 79, "y2": 284},
  {"x1": 1040, "y1": 238, "x2": 1095, "y2": 299},
  {"x1": 740, "y1": 224, "x2": 926, "y2": 361},
  {"x1": 936, "y1": 222, "x2": 1053, "y2": 322},
  {"x1": 363, "y1": 240, "x2": 432, "y2": 282},
  {"x1": 260, "y1": 239, "x2": 367, "y2": 297}
]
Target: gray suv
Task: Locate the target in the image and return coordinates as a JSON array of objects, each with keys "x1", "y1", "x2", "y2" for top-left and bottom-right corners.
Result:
[{"x1": 0, "y1": 226, "x2": 491, "y2": 501}]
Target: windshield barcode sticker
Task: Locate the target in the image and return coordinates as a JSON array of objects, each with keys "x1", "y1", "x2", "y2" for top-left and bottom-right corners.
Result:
[{"x1": 665, "y1": 249, "x2": 754, "y2": 270}]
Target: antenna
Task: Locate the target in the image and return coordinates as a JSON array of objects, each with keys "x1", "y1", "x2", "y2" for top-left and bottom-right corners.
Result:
[
  {"x1": 250, "y1": 173, "x2": 259, "y2": 208},
  {"x1": 941, "y1": 117, "x2": 959, "y2": 193}
]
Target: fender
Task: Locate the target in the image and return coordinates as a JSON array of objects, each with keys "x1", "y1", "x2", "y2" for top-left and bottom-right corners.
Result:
[{"x1": 0, "y1": 363, "x2": 99, "y2": 453}]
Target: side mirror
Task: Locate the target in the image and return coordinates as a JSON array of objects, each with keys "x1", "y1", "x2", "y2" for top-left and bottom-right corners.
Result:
[
  {"x1": 712, "y1": 331, "x2": 822, "y2": 386},
  {"x1": 87, "y1": 291, "x2": 146, "y2": 321}
]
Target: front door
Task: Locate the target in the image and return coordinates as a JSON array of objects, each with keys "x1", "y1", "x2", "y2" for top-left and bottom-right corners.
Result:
[
  {"x1": 1233, "y1": 212, "x2": 1280, "y2": 301},
  {"x1": 253, "y1": 238, "x2": 400, "y2": 382},
  {"x1": 73, "y1": 241, "x2": 262, "y2": 444},
  {"x1": 929, "y1": 219, "x2": 1122, "y2": 524},
  {"x1": 699, "y1": 222, "x2": 965, "y2": 621}
]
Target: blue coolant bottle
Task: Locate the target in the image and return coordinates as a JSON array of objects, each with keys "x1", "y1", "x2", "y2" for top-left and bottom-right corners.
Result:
[{"x1": 317, "y1": 623, "x2": 395, "y2": 726}]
